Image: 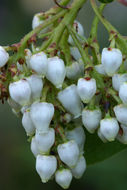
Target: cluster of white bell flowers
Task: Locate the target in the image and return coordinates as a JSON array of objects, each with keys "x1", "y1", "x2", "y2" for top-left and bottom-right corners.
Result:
[{"x1": 1, "y1": 14, "x2": 127, "y2": 189}]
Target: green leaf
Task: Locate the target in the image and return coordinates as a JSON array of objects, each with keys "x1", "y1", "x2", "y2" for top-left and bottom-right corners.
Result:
[
  {"x1": 85, "y1": 131, "x2": 127, "y2": 165},
  {"x1": 98, "y1": 0, "x2": 114, "y2": 3}
]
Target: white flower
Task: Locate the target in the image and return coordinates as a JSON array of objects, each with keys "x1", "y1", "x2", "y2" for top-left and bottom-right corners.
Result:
[
  {"x1": 119, "y1": 82, "x2": 127, "y2": 104},
  {"x1": 32, "y1": 13, "x2": 44, "y2": 29},
  {"x1": 36, "y1": 155, "x2": 57, "y2": 183},
  {"x1": 100, "y1": 118, "x2": 119, "y2": 141},
  {"x1": 114, "y1": 104, "x2": 127, "y2": 125},
  {"x1": 26, "y1": 74, "x2": 43, "y2": 101},
  {"x1": 68, "y1": 20, "x2": 84, "y2": 45},
  {"x1": 112, "y1": 74, "x2": 127, "y2": 91},
  {"x1": 24, "y1": 49, "x2": 32, "y2": 69},
  {"x1": 57, "y1": 85, "x2": 83, "y2": 118},
  {"x1": 66, "y1": 60, "x2": 84, "y2": 80},
  {"x1": 57, "y1": 140, "x2": 80, "y2": 168},
  {"x1": 65, "y1": 126, "x2": 86, "y2": 152},
  {"x1": 31, "y1": 137, "x2": 39, "y2": 157},
  {"x1": 101, "y1": 48, "x2": 122, "y2": 76},
  {"x1": 77, "y1": 78, "x2": 96, "y2": 103},
  {"x1": 17, "y1": 62, "x2": 23, "y2": 71},
  {"x1": 71, "y1": 155, "x2": 86, "y2": 179},
  {"x1": 82, "y1": 108, "x2": 102, "y2": 133},
  {"x1": 95, "y1": 64, "x2": 106, "y2": 75},
  {"x1": 97, "y1": 128, "x2": 108, "y2": 143},
  {"x1": 55, "y1": 169, "x2": 72, "y2": 189},
  {"x1": 0, "y1": 46, "x2": 9, "y2": 67},
  {"x1": 60, "y1": 113, "x2": 72, "y2": 123},
  {"x1": 70, "y1": 47, "x2": 81, "y2": 61},
  {"x1": 22, "y1": 110, "x2": 35, "y2": 136},
  {"x1": 30, "y1": 102, "x2": 54, "y2": 132},
  {"x1": 35, "y1": 128, "x2": 55, "y2": 154},
  {"x1": 29, "y1": 52, "x2": 48, "y2": 76},
  {"x1": 46, "y1": 57, "x2": 66, "y2": 89},
  {"x1": 9, "y1": 79, "x2": 31, "y2": 106},
  {"x1": 117, "y1": 124, "x2": 127, "y2": 144}
]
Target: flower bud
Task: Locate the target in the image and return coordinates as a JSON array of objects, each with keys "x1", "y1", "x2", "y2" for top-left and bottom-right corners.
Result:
[
  {"x1": 26, "y1": 74, "x2": 43, "y2": 101},
  {"x1": 9, "y1": 79, "x2": 31, "y2": 106},
  {"x1": 119, "y1": 82, "x2": 127, "y2": 104},
  {"x1": 29, "y1": 52, "x2": 48, "y2": 76},
  {"x1": 25, "y1": 49, "x2": 32, "y2": 69},
  {"x1": 32, "y1": 13, "x2": 44, "y2": 29},
  {"x1": 65, "y1": 126, "x2": 86, "y2": 152},
  {"x1": 55, "y1": 169, "x2": 72, "y2": 189},
  {"x1": 46, "y1": 57, "x2": 66, "y2": 89},
  {"x1": 71, "y1": 155, "x2": 86, "y2": 179},
  {"x1": 57, "y1": 140, "x2": 80, "y2": 168},
  {"x1": 101, "y1": 48, "x2": 122, "y2": 76},
  {"x1": 17, "y1": 62, "x2": 23, "y2": 71},
  {"x1": 117, "y1": 124, "x2": 127, "y2": 144},
  {"x1": 77, "y1": 78, "x2": 96, "y2": 103},
  {"x1": 95, "y1": 64, "x2": 106, "y2": 75},
  {"x1": 114, "y1": 104, "x2": 127, "y2": 125},
  {"x1": 22, "y1": 110, "x2": 35, "y2": 136},
  {"x1": 97, "y1": 128, "x2": 108, "y2": 143},
  {"x1": 66, "y1": 60, "x2": 84, "y2": 80},
  {"x1": 60, "y1": 113, "x2": 72, "y2": 124},
  {"x1": 68, "y1": 20, "x2": 84, "y2": 45},
  {"x1": 57, "y1": 85, "x2": 83, "y2": 118},
  {"x1": 0, "y1": 46, "x2": 9, "y2": 67},
  {"x1": 100, "y1": 118, "x2": 119, "y2": 141},
  {"x1": 112, "y1": 74, "x2": 127, "y2": 91},
  {"x1": 35, "y1": 128, "x2": 55, "y2": 154},
  {"x1": 30, "y1": 102, "x2": 54, "y2": 132},
  {"x1": 70, "y1": 47, "x2": 81, "y2": 61},
  {"x1": 82, "y1": 108, "x2": 102, "y2": 133},
  {"x1": 36, "y1": 155, "x2": 57, "y2": 183},
  {"x1": 31, "y1": 137, "x2": 39, "y2": 157}
]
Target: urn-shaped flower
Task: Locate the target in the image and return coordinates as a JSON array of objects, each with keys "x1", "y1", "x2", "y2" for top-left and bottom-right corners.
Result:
[
  {"x1": 65, "y1": 126, "x2": 86, "y2": 152},
  {"x1": 0, "y1": 46, "x2": 9, "y2": 68},
  {"x1": 71, "y1": 155, "x2": 86, "y2": 179},
  {"x1": 36, "y1": 155, "x2": 57, "y2": 183},
  {"x1": 22, "y1": 110, "x2": 35, "y2": 136},
  {"x1": 9, "y1": 79, "x2": 31, "y2": 106},
  {"x1": 77, "y1": 78, "x2": 96, "y2": 103},
  {"x1": 35, "y1": 128, "x2": 55, "y2": 154},
  {"x1": 46, "y1": 57, "x2": 66, "y2": 89},
  {"x1": 30, "y1": 102, "x2": 54, "y2": 132},
  {"x1": 100, "y1": 117, "x2": 119, "y2": 141},
  {"x1": 58, "y1": 85, "x2": 82, "y2": 118},
  {"x1": 29, "y1": 52, "x2": 48, "y2": 76},
  {"x1": 55, "y1": 169, "x2": 72, "y2": 189},
  {"x1": 82, "y1": 108, "x2": 102, "y2": 133},
  {"x1": 101, "y1": 48, "x2": 122, "y2": 76},
  {"x1": 26, "y1": 74, "x2": 43, "y2": 101},
  {"x1": 57, "y1": 140, "x2": 80, "y2": 168},
  {"x1": 114, "y1": 104, "x2": 127, "y2": 125}
]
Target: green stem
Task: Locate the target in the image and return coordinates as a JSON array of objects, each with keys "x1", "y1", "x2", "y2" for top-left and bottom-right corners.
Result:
[
  {"x1": 90, "y1": 0, "x2": 127, "y2": 55},
  {"x1": 68, "y1": 26, "x2": 92, "y2": 66},
  {"x1": 60, "y1": 29, "x2": 72, "y2": 66},
  {"x1": 108, "y1": 88, "x2": 122, "y2": 104},
  {"x1": 89, "y1": 4, "x2": 105, "y2": 65},
  {"x1": 52, "y1": 0, "x2": 87, "y2": 45}
]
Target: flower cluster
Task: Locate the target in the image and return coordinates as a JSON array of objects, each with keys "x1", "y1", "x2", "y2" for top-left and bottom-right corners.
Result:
[{"x1": 1, "y1": 0, "x2": 127, "y2": 188}]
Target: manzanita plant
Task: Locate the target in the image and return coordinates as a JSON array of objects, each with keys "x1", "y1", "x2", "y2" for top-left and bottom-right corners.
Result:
[{"x1": 1, "y1": 0, "x2": 127, "y2": 188}]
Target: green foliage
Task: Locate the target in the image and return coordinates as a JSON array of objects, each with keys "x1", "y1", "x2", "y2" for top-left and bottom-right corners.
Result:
[
  {"x1": 85, "y1": 131, "x2": 127, "y2": 165},
  {"x1": 98, "y1": 0, "x2": 114, "y2": 3}
]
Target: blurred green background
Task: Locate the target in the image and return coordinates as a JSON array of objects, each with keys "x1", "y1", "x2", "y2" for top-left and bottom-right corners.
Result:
[{"x1": 0, "y1": 0, "x2": 127, "y2": 190}]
